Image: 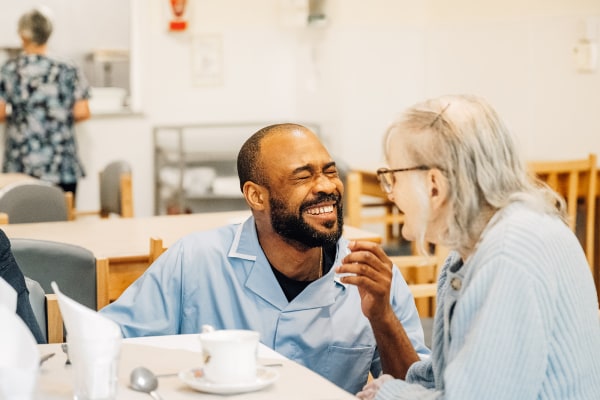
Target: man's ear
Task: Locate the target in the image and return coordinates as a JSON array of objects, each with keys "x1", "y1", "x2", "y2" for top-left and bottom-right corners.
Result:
[
  {"x1": 427, "y1": 168, "x2": 448, "y2": 210},
  {"x1": 243, "y1": 181, "x2": 267, "y2": 211}
]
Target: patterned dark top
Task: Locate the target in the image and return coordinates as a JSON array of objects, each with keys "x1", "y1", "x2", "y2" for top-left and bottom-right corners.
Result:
[{"x1": 0, "y1": 54, "x2": 90, "y2": 184}]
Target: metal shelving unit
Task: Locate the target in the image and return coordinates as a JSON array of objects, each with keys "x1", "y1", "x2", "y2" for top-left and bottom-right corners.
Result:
[{"x1": 153, "y1": 122, "x2": 321, "y2": 215}]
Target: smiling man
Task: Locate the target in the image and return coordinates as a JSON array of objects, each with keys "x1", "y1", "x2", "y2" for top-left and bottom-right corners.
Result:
[{"x1": 100, "y1": 123, "x2": 429, "y2": 393}]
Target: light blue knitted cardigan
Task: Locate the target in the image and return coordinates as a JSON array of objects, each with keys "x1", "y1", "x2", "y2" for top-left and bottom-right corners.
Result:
[{"x1": 376, "y1": 203, "x2": 600, "y2": 400}]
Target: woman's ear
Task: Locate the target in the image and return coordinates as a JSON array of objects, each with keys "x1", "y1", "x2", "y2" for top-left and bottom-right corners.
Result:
[
  {"x1": 243, "y1": 181, "x2": 267, "y2": 211},
  {"x1": 427, "y1": 168, "x2": 448, "y2": 210}
]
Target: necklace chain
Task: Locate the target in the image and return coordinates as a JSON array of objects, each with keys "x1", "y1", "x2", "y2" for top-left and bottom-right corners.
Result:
[{"x1": 317, "y1": 247, "x2": 323, "y2": 279}]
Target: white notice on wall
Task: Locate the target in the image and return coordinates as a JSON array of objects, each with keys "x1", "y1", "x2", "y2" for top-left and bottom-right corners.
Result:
[{"x1": 191, "y1": 34, "x2": 223, "y2": 86}]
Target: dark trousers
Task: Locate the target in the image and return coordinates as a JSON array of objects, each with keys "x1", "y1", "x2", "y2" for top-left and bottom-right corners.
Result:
[{"x1": 58, "y1": 182, "x2": 77, "y2": 197}]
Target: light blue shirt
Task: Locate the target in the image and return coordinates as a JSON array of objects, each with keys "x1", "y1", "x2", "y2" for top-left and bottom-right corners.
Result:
[
  {"x1": 100, "y1": 217, "x2": 430, "y2": 393},
  {"x1": 375, "y1": 203, "x2": 600, "y2": 400}
]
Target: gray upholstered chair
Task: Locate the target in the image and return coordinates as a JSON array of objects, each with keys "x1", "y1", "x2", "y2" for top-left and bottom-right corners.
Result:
[
  {"x1": 71, "y1": 160, "x2": 134, "y2": 219},
  {"x1": 0, "y1": 181, "x2": 70, "y2": 224},
  {"x1": 100, "y1": 160, "x2": 133, "y2": 217},
  {"x1": 25, "y1": 276, "x2": 63, "y2": 343},
  {"x1": 11, "y1": 239, "x2": 109, "y2": 311}
]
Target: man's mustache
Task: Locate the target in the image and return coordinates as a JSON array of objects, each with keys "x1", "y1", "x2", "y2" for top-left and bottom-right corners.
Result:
[{"x1": 300, "y1": 193, "x2": 341, "y2": 212}]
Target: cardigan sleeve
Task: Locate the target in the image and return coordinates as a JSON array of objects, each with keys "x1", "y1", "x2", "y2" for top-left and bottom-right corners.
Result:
[{"x1": 376, "y1": 256, "x2": 549, "y2": 400}]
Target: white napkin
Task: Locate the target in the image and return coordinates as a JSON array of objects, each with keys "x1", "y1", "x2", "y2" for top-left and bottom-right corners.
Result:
[
  {"x1": 0, "y1": 276, "x2": 17, "y2": 311},
  {"x1": 50, "y1": 282, "x2": 121, "y2": 339},
  {"x1": 0, "y1": 305, "x2": 39, "y2": 400},
  {"x1": 51, "y1": 282, "x2": 122, "y2": 399}
]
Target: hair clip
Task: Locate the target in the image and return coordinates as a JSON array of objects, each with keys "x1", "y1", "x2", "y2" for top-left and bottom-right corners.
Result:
[{"x1": 429, "y1": 103, "x2": 451, "y2": 127}]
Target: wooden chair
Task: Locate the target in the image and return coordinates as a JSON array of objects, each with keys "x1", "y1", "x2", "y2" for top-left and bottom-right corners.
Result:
[
  {"x1": 25, "y1": 277, "x2": 64, "y2": 343},
  {"x1": 100, "y1": 237, "x2": 165, "y2": 305},
  {"x1": 392, "y1": 245, "x2": 449, "y2": 318},
  {"x1": 528, "y1": 153, "x2": 597, "y2": 273},
  {"x1": 69, "y1": 160, "x2": 134, "y2": 220},
  {"x1": 149, "y1": 237, "x2": 167, "y2": 265},
  {"x1": 12, "y1": 238, "x2": 110, "y2": 310},
  {"x1": 0, "y1": 181, "x2": 71, "y2": 224},
  {"x1": 45, "y1": 293, "x2": 63, "y2": 343},
  {"x1": 345, "y1": 170, "x2": 405, "y2": 243}
]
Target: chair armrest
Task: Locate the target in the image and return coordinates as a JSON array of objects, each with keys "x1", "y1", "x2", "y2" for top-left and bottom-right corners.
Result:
[{"x1": 46, "y1": 293, "x2": 64, "y2": 343}]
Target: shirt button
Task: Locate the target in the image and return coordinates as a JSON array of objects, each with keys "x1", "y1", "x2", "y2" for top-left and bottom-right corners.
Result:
[{"x1": 450, "y1": 277, "x2": 462, "y2": 291}]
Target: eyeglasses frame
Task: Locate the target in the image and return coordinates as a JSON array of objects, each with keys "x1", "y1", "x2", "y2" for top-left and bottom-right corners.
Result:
[{"x1": 376, "y1": 166, "x2": 430, "y2": 194}]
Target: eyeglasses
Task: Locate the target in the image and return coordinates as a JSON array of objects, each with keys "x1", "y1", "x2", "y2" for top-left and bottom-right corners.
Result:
[{"x1": 376, "y1": 166, "x2": 430, "y2": 194}]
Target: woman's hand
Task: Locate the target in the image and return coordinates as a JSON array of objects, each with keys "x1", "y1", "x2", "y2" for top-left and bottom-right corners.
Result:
[{"x1": 356, "y1": 374, "x2": 395, "y2": 400}]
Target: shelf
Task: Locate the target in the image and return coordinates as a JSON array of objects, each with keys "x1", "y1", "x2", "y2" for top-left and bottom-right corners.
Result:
[{"x1": 153, "y1": 122, "x2": 320, "y2": 215}]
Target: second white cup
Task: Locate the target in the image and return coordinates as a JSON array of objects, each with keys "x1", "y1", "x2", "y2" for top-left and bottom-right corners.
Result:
[{"x1": 198, "y1": 329, "x2": 260, "y2": 384}]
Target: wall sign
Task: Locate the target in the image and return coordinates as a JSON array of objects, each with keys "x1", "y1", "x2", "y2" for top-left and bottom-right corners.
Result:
[{"x1": 191, "y1": 34, "x2": 223, "y2": 86}]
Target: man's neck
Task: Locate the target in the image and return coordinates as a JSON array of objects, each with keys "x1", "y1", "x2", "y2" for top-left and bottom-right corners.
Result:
[
  {"x1": 22, "y1": 43, "x2": 47, "y2": 55},
  {"x1": 258, "y1": 231, "x2": 322, "y2": 281}
]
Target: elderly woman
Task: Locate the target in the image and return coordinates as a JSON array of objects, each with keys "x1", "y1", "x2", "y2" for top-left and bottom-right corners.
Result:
[
  {"x1": 338, "y1": 94, "x2": 600, "y2": 399},
  {"x1": 0, "y1": 8, "x2": 90, "y2": 196}
]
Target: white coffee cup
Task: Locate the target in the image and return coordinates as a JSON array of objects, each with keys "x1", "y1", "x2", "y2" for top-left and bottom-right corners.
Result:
[{"x1": 198, "y1": 329, "x2": 260, "y2": 384}]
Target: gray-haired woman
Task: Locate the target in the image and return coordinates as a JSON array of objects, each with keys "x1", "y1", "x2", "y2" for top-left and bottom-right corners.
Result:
[{"x1": 340, "y1": 94, "x2": 600, "y2": 399}]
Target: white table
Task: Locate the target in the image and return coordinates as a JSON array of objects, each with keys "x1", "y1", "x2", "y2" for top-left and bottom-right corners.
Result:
[{"x1": 36, "y1": 334, "x2": 357, "y2": 399}]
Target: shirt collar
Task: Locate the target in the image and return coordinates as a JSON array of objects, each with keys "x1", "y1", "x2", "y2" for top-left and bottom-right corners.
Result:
[{"x1": 228, "y1": 216, "x2": 350, "y2": 311}]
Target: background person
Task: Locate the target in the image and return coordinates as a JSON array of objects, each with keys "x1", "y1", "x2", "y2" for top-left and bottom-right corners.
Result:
[
  {"x1": 100, "y1": 123, "x2": 430, "y2": 394},
  {"x1": 0, "y1": 8, "x2": 91, "y2": 196},
  {"x1": 340, "y1": 94, "x2": 600, "y2": 399}
]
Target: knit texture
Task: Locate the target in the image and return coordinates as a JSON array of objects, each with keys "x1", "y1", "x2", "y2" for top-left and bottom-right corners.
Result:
[{"x1": 376, "y1": 203, "x2": 600, "y2": 400}]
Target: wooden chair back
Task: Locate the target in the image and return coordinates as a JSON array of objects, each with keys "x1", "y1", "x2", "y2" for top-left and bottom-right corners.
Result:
[
  {"x1": 99, "y1": 161, "x2": 134, "y2": 218},
  {"x1": 70, "y1": 160, "x2": 134, "y2": 220},
  {"x1": 100, "y1": 237, "x2": 165, "y2": 305},
  {"x1": 528, "y1": 153, "x2": 597, "y2": 271},
  {"x1": 345, "y1": 170, "x2": 405, "y2": 243},
  {"x1": 149, "y1": 237, "x2": 167, "y2": 265},
  {"x1": 45, "y1": 293, "x2": 63, "y2": 343},
  {"x1": 391, "y1": 245, "x2": 449, "y2": 318}
]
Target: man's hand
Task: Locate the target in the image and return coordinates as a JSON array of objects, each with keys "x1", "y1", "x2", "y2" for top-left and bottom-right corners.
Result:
[{"x1": 337, "y1": 240, "x2": 420, "y2": 379}]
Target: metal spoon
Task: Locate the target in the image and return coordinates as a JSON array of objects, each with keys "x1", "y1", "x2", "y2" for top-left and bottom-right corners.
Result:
[
  {"x1": 130, "y1": 366, "x2": 164, "y2": 400},
  {"x1": 61, "y1": 343, "x2": 71, "y2": 365}
]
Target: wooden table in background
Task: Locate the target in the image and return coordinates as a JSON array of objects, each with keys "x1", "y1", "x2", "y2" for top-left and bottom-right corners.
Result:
[
  {"x1": 2, "y1": 210, "x2": 381, "y2": 303},
  {"x1": 0, "y1": 173, "x2": 37, "y2": 188}
]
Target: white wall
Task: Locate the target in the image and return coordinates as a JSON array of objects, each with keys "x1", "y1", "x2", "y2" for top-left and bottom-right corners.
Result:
[
  {"x1": 3, "y1": 0, "x2": 600, "y2": 218},
  {"x1": 302, "y1": 0, "x2": 600, "y2": 167}
]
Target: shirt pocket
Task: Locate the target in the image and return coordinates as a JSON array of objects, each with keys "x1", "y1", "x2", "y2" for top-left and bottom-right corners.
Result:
[{"x1": 318, "y1": 344, "x2": 375, "y2": 394}]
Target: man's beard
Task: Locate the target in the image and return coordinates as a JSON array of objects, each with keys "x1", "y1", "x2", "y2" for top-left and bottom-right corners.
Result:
[{"x1": 269, "y1": 193, "x2": 343, "y2": 248}]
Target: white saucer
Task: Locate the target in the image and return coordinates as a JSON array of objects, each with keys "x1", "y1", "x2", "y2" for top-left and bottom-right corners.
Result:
[{"x1": 178, "y1": 366, "x2": 280, "y2": 394}]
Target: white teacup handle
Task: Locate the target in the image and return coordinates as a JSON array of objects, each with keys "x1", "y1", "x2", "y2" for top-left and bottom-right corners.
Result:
[{"x1": 201, "y1": 324, "x2": 215, "y2": 333}]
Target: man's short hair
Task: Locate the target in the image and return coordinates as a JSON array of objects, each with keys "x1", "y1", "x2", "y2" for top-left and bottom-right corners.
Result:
[{"x1": 237, "y1": 123, "x2": 306, "y2": 192}]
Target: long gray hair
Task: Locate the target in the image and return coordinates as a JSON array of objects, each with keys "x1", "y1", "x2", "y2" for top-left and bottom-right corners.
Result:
[{"x1": 384, "y1": 94, "x2": 566, "y2": 255}]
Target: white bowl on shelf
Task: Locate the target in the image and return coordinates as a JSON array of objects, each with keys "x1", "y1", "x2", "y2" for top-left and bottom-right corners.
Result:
[{"x1": 89, "y1": 87, "x2": 127, "y2": 113}]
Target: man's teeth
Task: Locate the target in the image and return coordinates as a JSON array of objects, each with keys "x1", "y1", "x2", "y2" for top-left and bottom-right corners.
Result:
[{"x1": 306, "y1": 205, "x2": 334, "y2": 215}]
